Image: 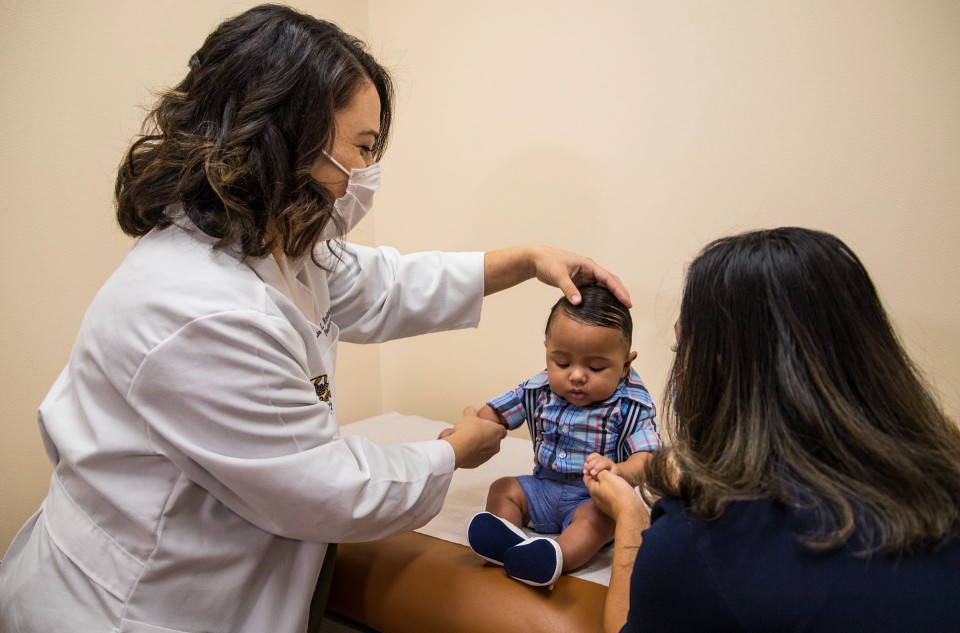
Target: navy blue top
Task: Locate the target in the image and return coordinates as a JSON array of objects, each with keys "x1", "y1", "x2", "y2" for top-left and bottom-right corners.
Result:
[{"x1": 622, "y1": 497, "x2": 960, "y2": 632}]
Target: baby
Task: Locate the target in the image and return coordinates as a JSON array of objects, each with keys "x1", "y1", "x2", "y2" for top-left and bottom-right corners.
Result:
[{"x1": 467, "y1": 284, "x2": 661, "y2": 587}]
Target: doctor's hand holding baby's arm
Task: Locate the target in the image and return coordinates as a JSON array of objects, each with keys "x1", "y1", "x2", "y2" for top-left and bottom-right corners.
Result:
[
  {"x1": 477, "y1": 404, "x2": 508, "y2": 428},
  {"x1": 441, "y1": 406, "x2": 507, "y2": 469}
]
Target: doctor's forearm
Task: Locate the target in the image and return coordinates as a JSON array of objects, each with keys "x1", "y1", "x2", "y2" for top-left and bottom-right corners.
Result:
[{"x1": 483, "y1": 246, "x2": 537, "y2": 296}]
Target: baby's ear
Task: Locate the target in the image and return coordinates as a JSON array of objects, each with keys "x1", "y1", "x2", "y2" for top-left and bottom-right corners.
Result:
[{"x1": 622, "y1": 351, "x2": 638, "y2": 376}]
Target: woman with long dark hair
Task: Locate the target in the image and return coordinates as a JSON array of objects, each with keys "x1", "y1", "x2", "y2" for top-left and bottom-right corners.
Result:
[
  {"x1": 587, "y1": 227, "x2": 960, "y2": 632},
  {"x1": 0, "y1": 5, "x2": 630, "y2": 632}
]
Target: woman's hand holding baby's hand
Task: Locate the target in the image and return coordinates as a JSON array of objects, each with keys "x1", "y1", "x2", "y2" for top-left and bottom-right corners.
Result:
[
  {"x1": 585, "y1": 469, "x2": 644, "y2": 524},
  {"x1": 440, "y1": 406, "x2": 507, "y2": 469},
  {"x1": 583, "y1": 452, "x2": 619, "y2": 478}
]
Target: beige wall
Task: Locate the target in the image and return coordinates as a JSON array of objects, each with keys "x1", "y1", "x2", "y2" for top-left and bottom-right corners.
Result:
[
  {"x1": 367, "y1": 0, "x2": 960, "y2": 423},
  {"x1": 3, "y1": 0, "x2": 959, "y2": 552}
]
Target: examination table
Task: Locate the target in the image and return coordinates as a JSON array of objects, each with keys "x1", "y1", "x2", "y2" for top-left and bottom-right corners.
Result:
[{"x1": 326, "y1": 413, "x2": 612, "y2": 633}]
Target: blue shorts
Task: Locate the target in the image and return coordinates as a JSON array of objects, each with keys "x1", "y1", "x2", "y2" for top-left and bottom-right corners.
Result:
[{"x1": 516, "y1": 473, "x2": 592, "y2": 534}]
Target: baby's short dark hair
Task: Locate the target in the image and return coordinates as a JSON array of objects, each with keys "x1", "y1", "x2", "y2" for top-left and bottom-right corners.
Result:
[{"x1": 545, "y1": 284, "x2": 632, "y2": 347}]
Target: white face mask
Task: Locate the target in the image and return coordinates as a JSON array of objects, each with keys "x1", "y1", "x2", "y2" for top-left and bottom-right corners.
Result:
[{"x1": 318, "y1": 151, "x2": 381, "y2": 240}]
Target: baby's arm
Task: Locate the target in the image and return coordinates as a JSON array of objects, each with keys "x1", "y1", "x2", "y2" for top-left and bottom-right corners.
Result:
[
  {"x1": 478, "y1": 404, "x2": 509, "y2": 429},
  {"x1": 583, "y1": 452, "x2": 652, "y2": 488},
  {"x1": 439, "y1": 404, "x2": 508, "y2": 440}
]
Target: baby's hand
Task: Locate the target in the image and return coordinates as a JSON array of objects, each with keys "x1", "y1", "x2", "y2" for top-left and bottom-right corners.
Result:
[{"x1": 583, "y1": 453, "x2": 619, "y2": 479}]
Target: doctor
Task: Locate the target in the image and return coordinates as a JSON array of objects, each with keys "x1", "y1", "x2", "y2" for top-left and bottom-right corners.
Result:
[{"x1": 0, "y1": 5, "x2": 631, "y2": 633}]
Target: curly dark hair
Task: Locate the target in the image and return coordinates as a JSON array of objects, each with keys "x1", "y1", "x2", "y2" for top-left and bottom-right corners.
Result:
[
  {"x1": 115, "y1": 4, "x2": 393, "y2": 263},
  {"x1": 645, "y1": 227, "x2": 960, "y2": 555},
  {"x1": 545, "y1": 284, "x2": 633, "y2": 347}
]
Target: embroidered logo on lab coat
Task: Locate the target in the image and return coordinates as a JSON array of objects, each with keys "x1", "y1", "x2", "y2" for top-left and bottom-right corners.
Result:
[{"x1": 312, "y1": 374, "x2": 331, "y2": 403}]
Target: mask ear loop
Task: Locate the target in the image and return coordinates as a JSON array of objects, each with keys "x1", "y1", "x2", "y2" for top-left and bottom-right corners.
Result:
[{"x1": 321, "y1": 150, "x2": 352, "y2": 177}]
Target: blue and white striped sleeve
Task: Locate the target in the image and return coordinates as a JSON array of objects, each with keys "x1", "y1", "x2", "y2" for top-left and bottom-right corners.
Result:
[
  {"x1": 487, "y1": 383, "x2": 530, "y2": 431},
  {"x1": 617, "y1": 400, "x2": 662, "y2": 462}
]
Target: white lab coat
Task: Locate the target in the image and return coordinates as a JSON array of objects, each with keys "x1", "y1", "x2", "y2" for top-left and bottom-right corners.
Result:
[{"x1": 0, "y1": 218, "x2": 484, "y2": 633}]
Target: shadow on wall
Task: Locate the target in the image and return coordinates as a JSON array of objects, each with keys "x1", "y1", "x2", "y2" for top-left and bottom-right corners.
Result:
[{"x1": 377, "y1": 143, "x2": 692, "y2": 422}]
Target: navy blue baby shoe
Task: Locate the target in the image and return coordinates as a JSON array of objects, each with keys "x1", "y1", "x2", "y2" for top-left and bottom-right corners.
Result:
[
  {"x1": 503, "y1": 537, "x2": 563, "y2": 588},
  {"x1": 467, "y1": 511, "x2": 527, "y2": 566}
]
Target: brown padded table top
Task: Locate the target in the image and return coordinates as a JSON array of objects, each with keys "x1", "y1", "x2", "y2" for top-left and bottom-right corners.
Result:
[{"x1": 327, "y1": 530, "x2": 607, "y2": 633}]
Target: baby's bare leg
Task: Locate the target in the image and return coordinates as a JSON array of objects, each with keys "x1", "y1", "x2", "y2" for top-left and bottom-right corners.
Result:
[
  {"x1": 555, "y1": 500, "x2": 615, "y2": 572},
  {"x1": 485, "y1": 476, "x2": 529, "y2": 529}
]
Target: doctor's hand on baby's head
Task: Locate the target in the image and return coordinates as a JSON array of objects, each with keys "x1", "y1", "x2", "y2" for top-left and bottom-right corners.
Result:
[
  {"x1": 527, "y1": 245, "x2": 632, "y2": 309},
  {"x1": 439, "y1": 406, "x2": 507, "y2": 469}
]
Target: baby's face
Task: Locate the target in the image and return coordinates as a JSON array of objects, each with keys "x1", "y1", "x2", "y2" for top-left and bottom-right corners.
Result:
[{"x1": 544, "y1": 313, "x2": 635, "y2": 407}]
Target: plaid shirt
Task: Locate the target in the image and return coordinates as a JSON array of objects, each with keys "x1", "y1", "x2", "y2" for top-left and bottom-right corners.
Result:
[{"x1": 487, "y1": 368, "x2": 661, "y2": 475}]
